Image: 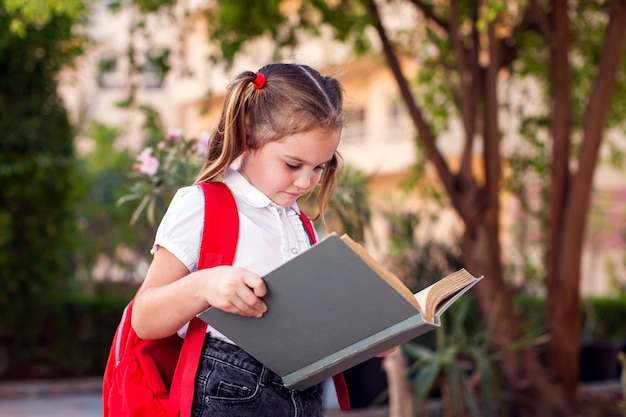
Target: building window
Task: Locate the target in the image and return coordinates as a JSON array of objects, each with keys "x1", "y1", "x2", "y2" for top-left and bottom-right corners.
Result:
[
  {"x1": 142, "y1": 49, "x2": 170, "y2": 89},
  {"x1": 97, "y1": 53, "x2": 124, "y2": 89},
  {"x1": 387, "y1": 98, "x2": 410, "y2": 142},
  {"x1": 343, "y1": 107, "x2": 366, "y2": 142}
]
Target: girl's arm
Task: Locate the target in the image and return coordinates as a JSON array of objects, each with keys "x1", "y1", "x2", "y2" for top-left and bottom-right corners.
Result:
[{"x1": 131, "y1": 246, "x2": 267, "y2": 340}]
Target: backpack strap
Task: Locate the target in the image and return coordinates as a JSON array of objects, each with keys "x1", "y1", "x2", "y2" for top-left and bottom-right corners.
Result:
[
  {"x1": 173, "y1": 182, "x2": 239, "y2": 417},
  {"x1": 297, "y1": 211, "x2": 351, "y2": 412}
]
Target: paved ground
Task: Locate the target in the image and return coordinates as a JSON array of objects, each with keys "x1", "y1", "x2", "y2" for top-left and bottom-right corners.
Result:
[
  {"x1": 0, "y1": 378, "x2": 619, "y2": 417},
  {"x1": 0, "y1": 394, "x2": 103, "y2": 417},
  {"x1": 0, "y1": 378, "x2": 387, "y2": 417},
  {"x1": 0, "y1": 378, "x2": 103, "y2": 417}
]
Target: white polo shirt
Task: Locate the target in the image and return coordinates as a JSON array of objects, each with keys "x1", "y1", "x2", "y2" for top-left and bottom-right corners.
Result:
[{"x1": 152, "y1": 167, "x2": 316, "y2": 341}]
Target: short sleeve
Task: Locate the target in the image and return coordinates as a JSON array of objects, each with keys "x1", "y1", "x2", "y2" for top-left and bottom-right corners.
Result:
[{"x1": 152, "y1": 185, "x2": 204, "y2": 272}]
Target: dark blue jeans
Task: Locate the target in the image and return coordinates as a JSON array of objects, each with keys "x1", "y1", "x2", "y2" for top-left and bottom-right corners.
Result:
[{"x1": 193, "y1": 337, "x2": 324, "y2": 417}]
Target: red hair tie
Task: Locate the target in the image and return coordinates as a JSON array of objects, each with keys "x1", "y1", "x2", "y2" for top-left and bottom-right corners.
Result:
[{"x1": 252, "y1": 72, "x2": 266, "y2": 89}]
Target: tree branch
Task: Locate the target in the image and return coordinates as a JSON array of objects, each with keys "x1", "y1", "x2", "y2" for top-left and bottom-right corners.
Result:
[
  {"x1": 365, "y1": 0, "x2": 456, "y2": 204},
  {"x1": 546, "y1": 0, "x2": 572, "y2": 312},
  {"x1": 407, "y1": 0, "x2": 449, "y2": 33},
  {"x1": 448, "y1": 0, "x2": 478, "y2": 182},
  {"x1": 483, "y1": 20, "x2": 501, "y2": 227},
  {"x1": 569, "y1": 0, "x2": 626, "y2": 225}
]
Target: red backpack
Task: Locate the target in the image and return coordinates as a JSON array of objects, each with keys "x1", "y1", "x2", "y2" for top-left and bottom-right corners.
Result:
[{"x1": 102, "y1": 181, "x2": 350, "y2": 416}]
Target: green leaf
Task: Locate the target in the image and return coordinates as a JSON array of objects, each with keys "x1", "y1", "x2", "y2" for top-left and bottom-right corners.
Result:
[{"x1": 413, "y1": 360, "x2": 441, "y2": 409}]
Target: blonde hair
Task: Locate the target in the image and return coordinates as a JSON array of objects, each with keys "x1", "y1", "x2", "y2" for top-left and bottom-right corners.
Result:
[{"x1": 195, "y1": 63, "x2": 344, "y2": 219}]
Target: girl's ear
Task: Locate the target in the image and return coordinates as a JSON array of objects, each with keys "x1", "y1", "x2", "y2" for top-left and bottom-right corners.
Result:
[{"x1": 244, "y1": 118, "x2": 253, "y2": 150}]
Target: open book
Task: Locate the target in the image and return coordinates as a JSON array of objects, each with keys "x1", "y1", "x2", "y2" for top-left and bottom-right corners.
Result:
[
  {"x1": 340, "y1": 234, "x2": 479, "y2": 323},
  {"x1": 198, "y1": 233, "x2": 482, "y2": 391}
]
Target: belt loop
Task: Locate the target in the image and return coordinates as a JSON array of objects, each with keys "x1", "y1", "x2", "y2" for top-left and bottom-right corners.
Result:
[{"x1": 259, "y1": 365, "x2": 271, "y2": 386}]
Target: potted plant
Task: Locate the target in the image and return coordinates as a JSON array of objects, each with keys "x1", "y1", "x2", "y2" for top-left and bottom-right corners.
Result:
[{"x1": 403, "y1": 297, "x2": 549, "y2": 417}]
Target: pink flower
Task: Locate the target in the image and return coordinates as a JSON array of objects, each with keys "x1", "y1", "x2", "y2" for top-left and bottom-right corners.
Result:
[
  {"x1": 157, "y1": 140, "x2": 168, "y2": 150},
  {"x1": 198, "y1": 130, "x2": 211, "y2": 155},
  {"x1": 167, "y1": 128, "x2": 184, "y2": 142},
  {"x1": 135, "y1": 147, "x2": 159, "y2": 176}
]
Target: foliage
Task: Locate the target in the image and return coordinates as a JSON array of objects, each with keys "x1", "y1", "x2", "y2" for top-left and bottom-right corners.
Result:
[
  {"x1": 503, "y1": 128, "x2": 551, "y2": 287},
  {"x1": 385, "y1": 208, "x2": 465, "y2": 294},
  {"x1": 403, "y1": 297, "x2": 549, "y2": 417},
  {"x1": 581, "y1": 296, "x2": 626, "y2": 342},
  {"x1": 0, "y1": 3, "x2": 83, "y2": 350},
  {"x1": 204, "y1": 0, "x2": 373, "y2": 66},
  {"x1": 117, "y1": 126, "x2": 210, "y2": 226},
  {"x1": 73, "y1": 122, "x2": 157, "y2": 286},
  {"x1": 299, "y1": 165, "x2": 371, "y2": 242},
  {"x1": 403, "y1": 298, "x2": 503, "y2": 416},
  {"x1": 2, "y1": 0, "x2": 85, "y2": 36},
  {"x1": 514, "y1": 293, "x2": 626, "y2": 343},
  {"x1": 0, "y1": 289, "x2": 130, "y2": 379}
]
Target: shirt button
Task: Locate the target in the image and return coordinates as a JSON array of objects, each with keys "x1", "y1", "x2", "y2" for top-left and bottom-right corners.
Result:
[{"x1": 291, "y1": 247, "x2": 299, "y2": 254}]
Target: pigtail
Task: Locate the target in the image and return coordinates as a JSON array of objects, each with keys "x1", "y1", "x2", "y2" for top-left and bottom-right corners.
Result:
[{"x1": 195, "y1": 72, "x2": 258, "y2": 183}]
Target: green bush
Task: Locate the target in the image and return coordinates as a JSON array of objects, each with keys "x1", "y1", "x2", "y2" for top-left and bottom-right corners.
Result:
[
  {"x1": 0, "y1": 13, "x2": 78, "y2": 291},
  {"x1": 0, "y1": 290, "x2": 131, "y2": 379},
  {"x1": 0, "y1": 9, "x2": 84, "y2": 377},
  {"x1": 581, "y1": 296, "x2": 626, "y2": 341},
  {"x1": 516, "y1": 294, "x2": 626, "y2": 341}
]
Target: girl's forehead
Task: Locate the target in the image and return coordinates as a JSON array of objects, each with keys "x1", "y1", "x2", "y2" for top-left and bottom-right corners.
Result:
[{"x1": 270, "y1": 129, "x2": 339, "y2": 162}]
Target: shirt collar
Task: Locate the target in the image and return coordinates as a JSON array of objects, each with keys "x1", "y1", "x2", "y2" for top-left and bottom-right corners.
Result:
[{"x1": 222, "y1": 167, "x2": 301, "y2": 213}]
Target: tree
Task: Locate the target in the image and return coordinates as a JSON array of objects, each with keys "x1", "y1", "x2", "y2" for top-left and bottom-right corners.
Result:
[
  {"x1": 0, "y1": 1, "x2": 85, "y2": 375},
  {"x1": 194, "y1": 0, "x2": 626, "y2": 415},
  {"x1": 102, "y1": 0, "x2": 626, "y2": 414}
]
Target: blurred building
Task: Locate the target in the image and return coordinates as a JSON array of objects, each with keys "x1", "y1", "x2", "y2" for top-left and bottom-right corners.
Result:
[{"x1": 59, "y1": 1, "x2": 625, "y2": 295}]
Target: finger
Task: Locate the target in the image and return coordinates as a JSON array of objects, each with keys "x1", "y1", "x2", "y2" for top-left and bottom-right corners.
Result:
[
  {"x1": 238, "y1": 287, "x2": 267, "y2": 316},
  {"x1": 376, "y1": 346, "x2": 399, "y2": 357},
  {"x1": 231, "y1": 290, "x2": 266, "y2": 317},
  {"x1": 243, "y1": 274, "x2": 267, "y2": 297}
]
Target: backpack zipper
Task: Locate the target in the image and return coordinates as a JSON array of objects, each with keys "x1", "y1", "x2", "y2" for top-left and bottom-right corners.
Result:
[{"x1": 115, "y1": 306, "x2": 129, "y2": 366}]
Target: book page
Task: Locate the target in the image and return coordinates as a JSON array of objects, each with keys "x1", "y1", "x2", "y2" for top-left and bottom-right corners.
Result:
[
  {"x1": 339, "y1": 234, "x2": 420, "y2": 310},
  {"x1": 414, "y1": 269, "x2": 478, "y2": 322}
]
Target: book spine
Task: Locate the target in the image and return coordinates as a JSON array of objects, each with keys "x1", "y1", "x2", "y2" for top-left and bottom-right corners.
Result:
[{"x1": 282, "y1": 314, "x2": 437, "y2": 391}]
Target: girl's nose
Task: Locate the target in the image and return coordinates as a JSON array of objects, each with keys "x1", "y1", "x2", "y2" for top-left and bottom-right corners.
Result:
[{"x1": 294, "y1": 172, "x2": 312, "y2": 189}]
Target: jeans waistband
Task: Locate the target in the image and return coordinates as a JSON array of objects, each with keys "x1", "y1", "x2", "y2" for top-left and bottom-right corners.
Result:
[{"x1": 203, "y1": 336, "x2": 284, "y2": 386}]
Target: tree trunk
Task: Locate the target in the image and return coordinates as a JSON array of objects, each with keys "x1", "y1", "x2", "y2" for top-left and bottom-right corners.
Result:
[
  {"x1": 463, "y1": 220, "x2": 573, "y2": 416},
  {"x1": 367, "y1": 0, "x2": 626, "y2": 414},
  {"x1": 382, "y1": 349, "x2": 413, "y2": 417},
  {"x1": 548, "y1": 0, "x2": 626, "y2": 401}
]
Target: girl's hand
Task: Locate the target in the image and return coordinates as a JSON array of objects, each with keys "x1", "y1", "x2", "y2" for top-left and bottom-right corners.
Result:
[
  {"x1": 203, "y1": 266, "x2": 268, "y2": 318},
  {"x1": 376, "y1": 346, "x2": 399, "y2": 357}
]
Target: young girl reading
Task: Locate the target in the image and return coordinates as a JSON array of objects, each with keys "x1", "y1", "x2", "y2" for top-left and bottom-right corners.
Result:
[{"x1": 130, "y1": 63, "x2": 346, "y2": 416}]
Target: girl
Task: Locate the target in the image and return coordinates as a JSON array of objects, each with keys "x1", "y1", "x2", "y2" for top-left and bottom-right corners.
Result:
[{"x1": 131, "y1": 63, "x2": 345, "y2": 417}]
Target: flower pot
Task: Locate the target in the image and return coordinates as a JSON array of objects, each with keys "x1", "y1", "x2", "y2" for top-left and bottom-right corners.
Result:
[
  {"x1": 343, "y1": 357, "x2": 389, "y2": 409},
  {"x1": 579, "y1": 340, "x2": 623, "y2": 382}
]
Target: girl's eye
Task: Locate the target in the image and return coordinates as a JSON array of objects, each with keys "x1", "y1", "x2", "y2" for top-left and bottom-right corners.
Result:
[{"x1": 285, "y1": 162, "x2": 325, "y2": 171}]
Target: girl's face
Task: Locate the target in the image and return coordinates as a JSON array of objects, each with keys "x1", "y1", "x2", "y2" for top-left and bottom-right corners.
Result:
[{"x1": 239, "y1": 127, "x2": 340, "y2": 207}]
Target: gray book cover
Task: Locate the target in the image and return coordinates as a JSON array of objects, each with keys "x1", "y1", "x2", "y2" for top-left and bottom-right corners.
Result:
[{"x1": 197, "y1": 233, "x2": 480, "y2": 390}]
